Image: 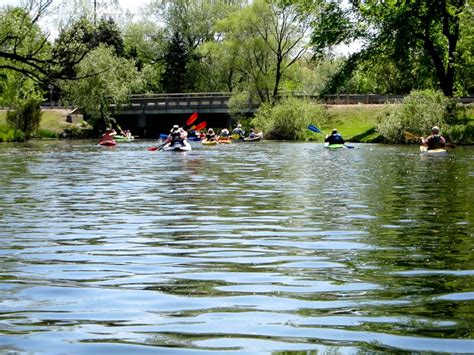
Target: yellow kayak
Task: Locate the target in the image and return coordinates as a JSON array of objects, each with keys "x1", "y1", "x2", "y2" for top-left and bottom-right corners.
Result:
[{"x1": 202, "y1": 140, "x2": 219, "y2": 146}]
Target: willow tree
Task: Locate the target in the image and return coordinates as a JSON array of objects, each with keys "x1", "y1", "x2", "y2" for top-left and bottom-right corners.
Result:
[
  {"x1": 60, "y1": 45, "x2": 145, "y2": 131},
  {"x1": 215, "y1": 0, "x2": 310, "y2": 103}
]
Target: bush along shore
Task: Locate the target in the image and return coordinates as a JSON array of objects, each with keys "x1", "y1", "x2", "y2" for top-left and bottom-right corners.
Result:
[
  {"x1": 1, "y1": 91, "x2": 473, "y2": 144},
  {"x1": 249, "y1": 90, "x2": 474, "y2": 144}
]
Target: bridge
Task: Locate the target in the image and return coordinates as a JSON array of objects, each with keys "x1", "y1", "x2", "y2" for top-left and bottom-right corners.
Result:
[
  {"x1": 109, "y1": 92, "x2": 242, "y2": 138},
  {"x1": 66, "y1": 92, "x2": 474, "y2": 138}
]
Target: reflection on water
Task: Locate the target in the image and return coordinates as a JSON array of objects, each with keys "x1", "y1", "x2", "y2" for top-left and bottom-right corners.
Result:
[{"x1": 0, "y1": 140, "x2": 473, "y2": 353}]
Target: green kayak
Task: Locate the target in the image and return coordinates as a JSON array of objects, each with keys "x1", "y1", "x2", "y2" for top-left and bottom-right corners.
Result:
[{"x1": 324, "y1": 143, "x2": 345, "y2": 149}]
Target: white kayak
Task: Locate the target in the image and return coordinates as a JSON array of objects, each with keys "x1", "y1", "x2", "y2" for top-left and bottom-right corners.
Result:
[
  {"x1": 162, "y1": 140, "x2": 192, "y2": 152},
  {"x1": 419, "y1": 145, "x2": 447, "y2": 156}
]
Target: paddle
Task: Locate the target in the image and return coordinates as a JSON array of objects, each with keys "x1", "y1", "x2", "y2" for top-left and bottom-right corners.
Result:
[
  {"x1": 185, "y1": 112, "x2": 198, "y2": 127},
  {"x1": 403, "y1": 131, "x2": 422, "y2": 141},
  {"x1": 308, "y1": 124, "x2": 355, "y2": 149},
  {"x1": 148, "y1": 121, "x2": 207, "y2": 151},
  {"x1": 191, "y1": 121, "x2": 207, "y2": 132},
  {"x1": 404, "y1": 131, "x2": 456, "y2": 148}
]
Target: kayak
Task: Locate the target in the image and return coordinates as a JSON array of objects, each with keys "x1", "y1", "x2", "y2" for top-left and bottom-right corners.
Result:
[
  {"x1": 162, "y1": 140, "x2": 192, "y2": 152},
  {"x1": 202, "y1": 139, "x2": 219, "y2": 146},
  {"x1": 218, "y1": 138, "x2": 232, "y2": 144},
  {"x1": 324, "y1": 143, "x2": 344, "y2": 149},
  {"x1": 420, "y1": 146, "x2": 447, "y2": 155},
  {"x1": 99, "y1": 140, "x2": 116, "y2": 146},
  {"x1": 230, "y1": 133, "x2": 243, "y2": 140},
  {"x1": 114, "y1": 135, "x2": 134, "y2": 142},
  {"x1": 243, "y1": 133, "x2": 263, "y2": 141}
]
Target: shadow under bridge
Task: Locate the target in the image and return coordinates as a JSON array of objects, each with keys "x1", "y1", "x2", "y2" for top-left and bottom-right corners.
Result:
[{"x1": 109, "y1": 92, "x2": 248, "y2": 138}]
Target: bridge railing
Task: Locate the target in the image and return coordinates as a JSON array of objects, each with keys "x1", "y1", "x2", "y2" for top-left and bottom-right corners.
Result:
[
  {"x1": 109, "y1": 92, "x2": 474, "y2": 114},
  {"x1": 110, "y1": 92, "x2": 233, "y2": 112}
]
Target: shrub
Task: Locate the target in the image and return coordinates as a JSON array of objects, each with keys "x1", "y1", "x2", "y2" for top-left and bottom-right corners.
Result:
[
  {"x1": 376, "y1": 90, "x2": 450, "y2": 143},
  {"x1": 251, "y1": 97, "x2": 328, "y2": 140},
  {"x1": 62, "y1": 121, "x2": 94, "y2": 138},
  {"x1": 6, "y1": 97, "x2": 43, "y2": 139},
  {"x1": 0, "y1": 125, "x2": 26, "y2": 142}
]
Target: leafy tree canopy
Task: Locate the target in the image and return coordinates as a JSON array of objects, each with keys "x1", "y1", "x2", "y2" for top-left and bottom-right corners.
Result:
[{"x1": 310, "y1": 0, "x2": 473, "y2": 97}]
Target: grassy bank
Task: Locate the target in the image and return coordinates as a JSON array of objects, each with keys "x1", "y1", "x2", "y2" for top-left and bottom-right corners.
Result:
[
  {"x1": 319, "y1": 103, "x2": 473, "y2": 143},
  {"x1": 0, "y1": 109, "x2": 70, "y2": 141},
  {"x1": 322, "y1": 104, "x2": 386, "y2": 142}
]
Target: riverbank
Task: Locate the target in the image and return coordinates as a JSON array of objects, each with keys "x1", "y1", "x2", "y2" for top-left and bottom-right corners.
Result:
[
  {"x1": 0, "y1": 109, "x2": 72, "y2": 140},
  {"x1": 1, "y1": 103, "x2": 473, "y2": 143},
  {"x1": 321, "y1": 104, "x2": 386, "y2": 142}
]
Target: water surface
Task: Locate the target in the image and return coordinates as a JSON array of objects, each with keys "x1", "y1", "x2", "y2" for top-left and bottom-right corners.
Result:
[{"x1": 0, "y1": 140, "x2": 473, "y2": 354}]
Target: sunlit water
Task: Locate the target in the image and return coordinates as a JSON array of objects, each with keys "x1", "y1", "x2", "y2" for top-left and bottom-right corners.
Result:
[{"x1": 0, "y1": 140, "x2": 473, "y2": 354}]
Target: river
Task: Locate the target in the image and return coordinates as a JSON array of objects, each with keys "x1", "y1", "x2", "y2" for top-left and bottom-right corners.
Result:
[{"x1": 0, "y1": 140, "x2": 473, "y2": 354}]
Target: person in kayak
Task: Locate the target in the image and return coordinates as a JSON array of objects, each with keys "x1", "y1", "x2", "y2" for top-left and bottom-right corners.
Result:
[
  {"x1": 220, "y1": 128, "x2": 230, "y2": 137},
  {"x1": 421, "y1": 126, "x2": 446, "y2": 150},
  {"x1": 165, "y1": 125, "x2": 187, "y2": 147},
  {"x1": 325, "y1": 128, "x2": 345, "y2": 145},
  {"x1": 248, "y1": 128, "x2": 257, "y2": 138},
  {"x1": 231, "y1": 124, "x2": 245, "y2": 138},
  {"x1": 205, "y1": 128, "x2": 218, "y2": 142},
  {"x1": 99, "y1": 128, "x2": 117, "y2": 144}
]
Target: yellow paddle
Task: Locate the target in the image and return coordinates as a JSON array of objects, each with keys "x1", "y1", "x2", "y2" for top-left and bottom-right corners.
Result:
[
  {"x1": 404, "y1": 131, "x2": 456, "y2": 148},
  {"x1": 404, "y1": 131, "x2": 421, "y2": 141}
]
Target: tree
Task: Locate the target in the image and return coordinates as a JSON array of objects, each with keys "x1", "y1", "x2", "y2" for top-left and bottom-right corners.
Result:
[
  {"x1": 310, "y1": 0, "x2": 472, "y2": 97},
  {"x1": 0, "y1": 1, "x2": 89, "y2": 85},
  {"x1": 60, "y1": 45, "x2": 145, "y2": 131},
  {"x1": 160, "y1": 32, "x2": 190, "y2": 93},
  {"x1": 149, "y1": 0, "x2": 244, "y2": 92},
  {"x1": 2, "y1": 72, "x2": 43, "y2": 138},
  {"x1": 150, "y1": 0, "x2": 243, "y2": 50},
  {"x1": 215, "y1": 0, "x2": 310, "y2": 103}
]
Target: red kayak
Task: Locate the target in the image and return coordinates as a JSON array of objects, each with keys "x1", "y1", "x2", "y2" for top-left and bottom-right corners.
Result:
[{"x1": 99, "y1": 140, "x2": 116, "y2": 146}]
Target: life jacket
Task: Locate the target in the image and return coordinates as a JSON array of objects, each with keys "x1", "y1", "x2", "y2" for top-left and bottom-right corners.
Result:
[
  {"x1": 326, "y1": 133, "x2": 344, "y2": 144},
  {"x1": 171, "y1": 130, "x2": 182, "y2": 140},
  {"x1": 170, "y1": 130, "x2": 184, "y2": 146},
  {"x1": 427, "y1": 135, "x2": 442, "y2": 150}
]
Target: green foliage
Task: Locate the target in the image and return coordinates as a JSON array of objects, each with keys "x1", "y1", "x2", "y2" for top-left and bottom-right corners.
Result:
[
  {"x1": 123, "y1": 20, "x2": 167, "y2": 72},
  {"x1": 36, "y1": 129, "x2": 60, "y2": 139},
  {"x1": 376, "y1": 90, "x2": 450, "y2": 143},
  {"x1": 161, "y1": 32, "x2": 190, "y2": 93},
  {"x1": 0, "y1": 6, "x2": 51, "y2": 82},
  {"x1": 2, "y1": 71, "x2": 44, "y2": 140},
  {"x1": 0, "y1": 124, "x2": 26, "y2": 142},
  {"x1": 6, "y1": 96, "x2": 43, "y2": 138},
  {"x1": 214, "y1": 0, "x2": 309, "y2": 103},
  {"x1": 62, "y1": 121, "x2": 94, "y2": 138},
  {"x1": 60, "y1": 45, "x2": 145, "y2": 130},
  {"x1": 251, "y1": 97, "x2": 328, "y2": 140},
  {"x1": 310, "y1": 0, "x2": 472, "y2": 97}
]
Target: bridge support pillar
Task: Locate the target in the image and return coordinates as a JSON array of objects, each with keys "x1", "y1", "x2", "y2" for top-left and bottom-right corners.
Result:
[{"x1": 138, "y1": 113, "x2": 146, "y2": 128}]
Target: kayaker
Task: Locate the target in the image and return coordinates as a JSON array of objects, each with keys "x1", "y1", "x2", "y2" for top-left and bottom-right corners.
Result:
[
  {"x1": 205, "y1": 128, "x2": 218, "y2": 142},
  {"x1": 248, "y1": 128, "x2": 257, "y2": 138},
  {"x1": 100, "y1": 128, "x2": 116, "y2": 142},
  {"x1": 231, "y1": 124, "x2": 245, "y2": 138},
  {"x1": 325, "y1": 128, "x2": 345, "y2": 145},
  {"x1": 97, "y1": 128, "x2": 117, "y2": 146},
  {"x1": 421, "y1": 126, "x2": 446, "y2": 150},
  {"x1": 165, "y1": 124, "x2": 187, "y2": 147},
  {"x1": 220, "y1": 128, "x2": 229, "y2": 137}
]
